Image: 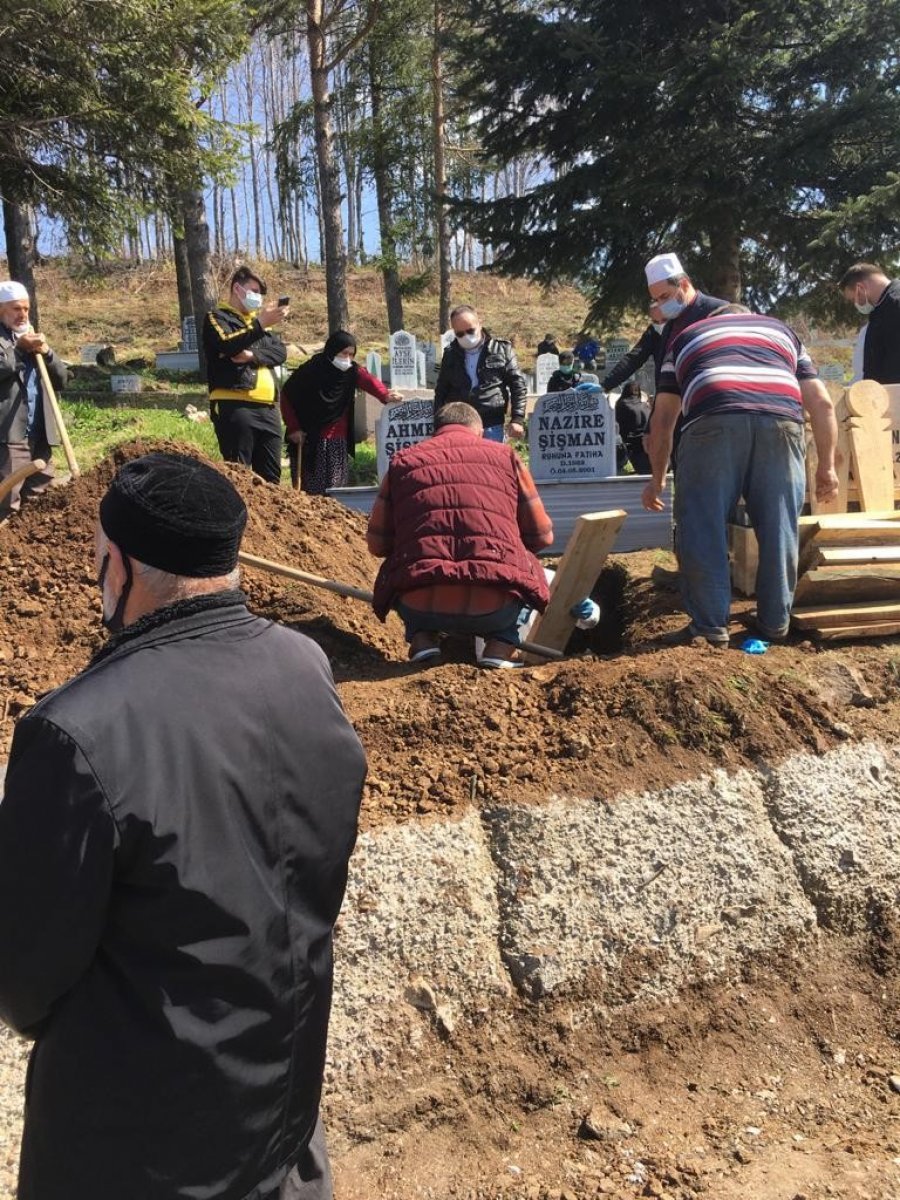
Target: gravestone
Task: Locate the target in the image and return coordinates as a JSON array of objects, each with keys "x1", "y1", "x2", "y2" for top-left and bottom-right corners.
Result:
[
  {"x1": 110, "y1": 374, "x2": 143, "y2": 395},
  {"x1": 80, "y1": 344, "x2": 106, "y2": 364},
  {"x1": 605, "y1": 338, "x2": 631, "y2": 370},
  {"x1": 579, "y1": 372, "x2": 600, "y2": 385},
  {"x1": 528, "y1": 387, "x2": 616, "y2": 482},
  {"x1": 181, "y1": 316, "x2": 197, "y2": 352},
  {"x1": 389, "y1": 329, "x2": 419, "y2": 390},
  {"x1": 820, "y1": 362, "x2": 845, "y2": 384},
  {"x1": 423, "y1": 340, "x2": 439, "y2": 384},
  {"x1": 366, "y1": 349, "x2": 383, "y2": 382},
  {"x1": 376, "y1": 397, "x2": 435, "y2": 479},
  {"x1": 535, "y1": 352, "x2": 560, "y2": 394},
  {"x1": 440, "y1": 328, "x2": 455, "y2": 352},
  {"x1": 417, "y1": 350, "x2": 427, "y2": 387},
  {"x1": 636, "y1": 361, "x2": 656, "y2": 397}
]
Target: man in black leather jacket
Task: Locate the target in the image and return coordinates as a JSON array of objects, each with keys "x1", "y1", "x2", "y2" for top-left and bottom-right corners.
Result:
[
  {"x1": 203, "y1": 266, "x2": 290, "y2": 483},
  {"x1": 0, "y1": 451, "x2": 366, "y2": 1200},
  {"x1": 433, "y1": 305, "x2": 527, "y2": 441}
]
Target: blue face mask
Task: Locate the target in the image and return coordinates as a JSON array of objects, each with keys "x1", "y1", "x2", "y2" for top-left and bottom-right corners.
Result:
[{"x1": 658, "y1": 295, "x2": 685, "y2": 320}]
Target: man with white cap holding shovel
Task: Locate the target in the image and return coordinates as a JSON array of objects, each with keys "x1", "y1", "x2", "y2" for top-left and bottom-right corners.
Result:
[{"x1": 0, "y1": 280, "x2": 67, "y2": 517}]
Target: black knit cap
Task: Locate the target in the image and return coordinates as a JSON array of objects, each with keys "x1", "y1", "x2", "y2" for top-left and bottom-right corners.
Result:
[{"x1": 99, "y1": 452, "x2": 248, "y2": 578}]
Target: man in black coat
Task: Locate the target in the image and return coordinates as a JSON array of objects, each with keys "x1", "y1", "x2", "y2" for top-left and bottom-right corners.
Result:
[
  {"x1": 839, "y1": 262, "x2": 900, "y2": 385},
  {"x1": 0, "y1": 451, "x2": 366, "y2": 1200},
  {"x1": 433, "y1": 304, "x2": 527, "y2": 441},
  {"x1": 0, "y1": 279, "x2": 67, "y2": 516}
]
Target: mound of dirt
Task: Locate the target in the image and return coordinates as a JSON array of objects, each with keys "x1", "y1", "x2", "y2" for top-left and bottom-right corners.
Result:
[{"x1": 2, "y1": 439, "x2": 899, "y2": 830}]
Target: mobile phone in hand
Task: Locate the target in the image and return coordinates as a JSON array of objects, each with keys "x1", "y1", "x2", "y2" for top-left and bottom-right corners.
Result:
[{"x1": 278, "y1": 295, "x2": 290, "y2": 306}]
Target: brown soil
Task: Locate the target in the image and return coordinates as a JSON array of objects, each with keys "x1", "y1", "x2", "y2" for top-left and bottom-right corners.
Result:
[{"x1": 3, "y1": 443, "x2": 900, "y2": 1199}]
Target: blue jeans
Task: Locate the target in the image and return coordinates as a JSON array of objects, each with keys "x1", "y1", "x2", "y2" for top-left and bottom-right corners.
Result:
[
  {"x1": 482, "y1": 424, "x2": 505, "y2": 443},
  {"x1": 674, "y1": 412, "x2": 806, "y2": 641},
  {"x1": 396, "y1": 599, "x2": 529, "y2": 646}
]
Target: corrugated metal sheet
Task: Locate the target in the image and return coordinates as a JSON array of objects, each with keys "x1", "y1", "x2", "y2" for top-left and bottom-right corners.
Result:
[{"x1": 328, "y1": 475, "x2": 672, "y2": 556}]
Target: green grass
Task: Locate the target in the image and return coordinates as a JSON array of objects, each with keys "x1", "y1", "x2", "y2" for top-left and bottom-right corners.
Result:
[{"x1": 61, "y1": 400, "x2": 383, "y2": 487}]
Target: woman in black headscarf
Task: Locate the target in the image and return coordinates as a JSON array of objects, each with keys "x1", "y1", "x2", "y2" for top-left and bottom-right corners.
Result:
[{"x1": 280, "y1": 331, "x2": 401, "y2": 494}]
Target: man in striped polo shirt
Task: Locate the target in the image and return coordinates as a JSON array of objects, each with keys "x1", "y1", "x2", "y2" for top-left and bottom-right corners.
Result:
[{"x1": 641, "y1": 304, "x2": 838, "y2": 646}]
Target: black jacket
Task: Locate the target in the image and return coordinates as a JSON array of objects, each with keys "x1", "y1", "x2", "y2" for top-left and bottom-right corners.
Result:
[
  {"x1": 863, "y1": 280, "x2": 900, "y2": 384},
  {"x1": 0, "y1": 594, "x2": 366, "y2": 1200},
  {"x1": 0, "y1": 325, "x2": 67, "y2": 443},
  {"x1": 546, "y1": 369, "x2": 582, "y2": 392},
  {"x1": 203, "y1": 304, "x2": 287, "y2": 396},
  {"x1": 433, "y1": 332, "x2": 527, "y2": 427},
  {"x1": 601, "y1": 324, "x2": 662, "y2": 393}
]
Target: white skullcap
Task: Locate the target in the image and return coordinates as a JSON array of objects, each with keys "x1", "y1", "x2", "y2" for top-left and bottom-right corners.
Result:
[
  {"x1": 0, "y1": 280, "x2": 29, "y2": 304},
  {"x1": 644, "y1": 253, "x2": 685, "y2": 285}
]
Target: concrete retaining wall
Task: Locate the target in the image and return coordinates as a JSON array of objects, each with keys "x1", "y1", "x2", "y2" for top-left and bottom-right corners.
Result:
[{"x1": 328, "y1": 740, "x2": 900, "y2": 1079}]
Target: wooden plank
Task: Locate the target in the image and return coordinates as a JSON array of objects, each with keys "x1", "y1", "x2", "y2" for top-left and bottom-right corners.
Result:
[
  {"x1": 791, "y1": 600, "x2": 900, "y2": 630},
  {"x1": 525, "y1": 510, "x2": 627, "y2": 660},
  {"x1": 813, "y1": 621, "x2": 900, "y2": 642},
  {"x1": 728, "y1": 524, "x2": 758, "y2": 597},
  {"x1": 793, "y1": 565, "x2": 900, "y2": 606},
  {"x1": 885, "y1": 383, "x2": 900, "y2": 494},
  {"x1": 846, "y1": 380, "x2": 894, "y2": 511},
  {"x1": 814, "y1": 545, "x2": 900, "y2": 567},
  {"x1": 798, "y1": 511, "x2": 900, "y2": 527},
  {"x1": 797, "y1": 520, "x2": 900, "y2": 576}
]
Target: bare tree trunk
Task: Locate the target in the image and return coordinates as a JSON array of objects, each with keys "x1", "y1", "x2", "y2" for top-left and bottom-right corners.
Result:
[
  {"x1": 308, "y1": 0, "x2": 349, "y2": 328},
  {"x1": 369, "y1": 49, "x2": 404, "y2": 332},
  {"x1": 432, "y1": 0, "x2": 451, "y2": 332},
  {"x1": 707, "y1": 210, "x2": 742, "y2": 301},
  {"x1": 3, "y1": 200, "x2": 40, "y2": 329},
  {"x1": 181, "y1": 188, "x2": 219, "y2": 380},
  {"x1": 172, "y1": 231, "x2": 194, "y2": 327}
]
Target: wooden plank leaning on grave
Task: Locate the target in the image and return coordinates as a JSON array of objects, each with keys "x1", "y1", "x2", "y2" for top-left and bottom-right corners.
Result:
[
  {"x1": 796, "y1": 514, "x2": 900, "y2": 577},
  {"x1": 793, "y1": 564, "x2": 900, "y2": 607},
  {"x1": 523, "y1": 510, "x2": 627, "y2": 663}
]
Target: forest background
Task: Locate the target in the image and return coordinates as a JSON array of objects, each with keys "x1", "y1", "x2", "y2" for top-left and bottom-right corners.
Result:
[{"x1": 1, "y1": 0, "x2": 898, "y2": 365}]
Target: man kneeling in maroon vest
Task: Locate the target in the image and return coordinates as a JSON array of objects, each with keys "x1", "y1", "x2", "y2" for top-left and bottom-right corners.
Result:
[{"x1": 367, "y1": 402, "x2": 554, "y2": 668}]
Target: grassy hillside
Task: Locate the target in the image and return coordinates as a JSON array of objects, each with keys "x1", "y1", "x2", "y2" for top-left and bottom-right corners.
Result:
[{"x1": 33, "y1": 259, "x2": 619, "y2": 370}]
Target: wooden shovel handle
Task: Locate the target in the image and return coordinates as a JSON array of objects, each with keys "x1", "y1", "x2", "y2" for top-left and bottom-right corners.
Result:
[
  {"x1": 34, "y1": 352, "x2": 80, "y2": 479},
  {"x1": 0, "y1": 457, "x2": 46, "y2": 506}
]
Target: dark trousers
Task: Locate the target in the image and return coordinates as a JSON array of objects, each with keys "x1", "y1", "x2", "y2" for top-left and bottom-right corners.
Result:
[
  {"x1": 0, "y1": 439, "x2": 55, "y2": 515},
  {"x1": 265, "y1": 1117, "x2": 333, "y2": 1200},
  {"x1": 212, "y1": 400, "x2": 283, "y2": 484}
]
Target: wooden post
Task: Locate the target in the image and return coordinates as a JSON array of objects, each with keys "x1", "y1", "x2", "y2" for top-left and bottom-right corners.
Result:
[
  {"x1": 524, "y1": 510, "x2": 627, "y2": 662},
  {"x1": 34, "y1": 353, "x2": 80, "y2": 479}
]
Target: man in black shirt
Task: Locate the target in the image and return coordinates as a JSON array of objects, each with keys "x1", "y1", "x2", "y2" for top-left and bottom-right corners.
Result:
[{"x1": 838, "y1": 262, "x2": 900, "y2": 385}]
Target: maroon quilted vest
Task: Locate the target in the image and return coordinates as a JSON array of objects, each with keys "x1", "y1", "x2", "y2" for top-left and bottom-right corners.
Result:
[{"x1": 372, "y1": 428, "x2": 550, "y2": 620}]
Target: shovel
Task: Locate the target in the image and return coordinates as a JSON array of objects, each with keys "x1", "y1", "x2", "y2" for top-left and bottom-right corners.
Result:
[
  {"x1": 35, "y1": 352, "x2": 80, "y2": 479},
  {"x1": 0, "y1": 457, "x2": 47, "y2": 507}
]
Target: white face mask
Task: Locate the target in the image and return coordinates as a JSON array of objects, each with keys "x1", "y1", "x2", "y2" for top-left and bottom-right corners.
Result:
[
  {"x1": 457, "y1": 331, "x2": 481, "y2": 350},
  {"x1": 855, "y1": 289, "x2": 874, "y2": 316},
  {"x1": 332, "y1": 356, "x2": 353, "y2": 371},
  {"x1": 241, "y1": 288, "x2": 264, "y2": 312}
]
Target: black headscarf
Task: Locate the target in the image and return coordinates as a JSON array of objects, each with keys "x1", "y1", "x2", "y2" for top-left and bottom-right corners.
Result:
[{"x1": 282, "y1": 330, "x2": 359, "y2": 434}]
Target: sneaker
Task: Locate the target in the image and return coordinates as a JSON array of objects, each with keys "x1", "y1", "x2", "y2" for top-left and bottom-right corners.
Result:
[
  {"x1": 477, "y1": 639, "x2": 524, "y2": 669},
  {"x1": 659, "y1": 623, "x2": 729, "y2": 649},
  {"x1": 744, "y1": 613, "x2": 789, "y2": 644},
  {"x1": 408, "y1": 634, "x2": 441, "y2": 663}
]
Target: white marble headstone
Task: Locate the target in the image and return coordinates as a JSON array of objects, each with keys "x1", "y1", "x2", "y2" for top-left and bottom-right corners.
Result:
[
  {"x1": 375, "y1": 397, "x2": 435, "y2": 479},
  {"x1": 605, "y1": 338, "x2": 631, "y2": 369},
  {"x1": 366, "y1": 349, "x2": 383, "y2": 383},
  {"x1": 417, "y1": 350, "x2": 427, "y2": 386},
  {"x1": 528, "y1": 387, "x2": 615, "y2": 482},
  {"x1": 389, "y1": 329, "x2": 419, "y2": 390},
  {"x1": 535, "y1": 352, "x2": 559, "y2": 394},
  {"x1": 80, "y1": 344, "x2": 106, "y2": 364},
  {"x1": 440, "y1": 328, "x2": 455, "y2": 352}
]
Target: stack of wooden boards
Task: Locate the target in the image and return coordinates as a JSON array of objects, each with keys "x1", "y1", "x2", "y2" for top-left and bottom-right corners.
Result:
[
  {"x1": 791, "y1": 511, "x2": 900, "y2": 640},
  {"x1": 730, "y1": 379, "x2": 900, "y2": 640}
]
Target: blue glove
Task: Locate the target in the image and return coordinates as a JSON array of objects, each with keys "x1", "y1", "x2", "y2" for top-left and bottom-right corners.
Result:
[{"x1": 570, "y1": 598, "x2": 600, "y2": 630}]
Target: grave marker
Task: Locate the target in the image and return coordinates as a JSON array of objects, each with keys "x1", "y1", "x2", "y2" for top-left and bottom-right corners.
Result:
[
  {"x1": 80, "y1": 344, "x2": 106, "y2": 364},
  {"x1": 528, "y1": 387, "x2": 616, "y2": 482},
  {"x1": 181, "y1": 316, "x2": 197, "y2": 352},
  {"x1": 375, "y1": 397, "x2": 434, "y2": 479},
  {"x1": 417, "y1": 350, "x2": 427, "y2": 387},
  {"x1": 389, "y1": 329, "x2": 419, "y2": 390},
  {"x1": 366, "y1": 349, "x2": 382, "y2": 383},
  {"x1": 535, "y1": 352, "x2": 559, "y2": 394},
  {"x1": 605, "y1": 338, "x2": 631, "y2": 370},
  {"x1": 110, "y1": 374, "x2": 143, "y2": 395},
  {"x1": 820, "y1": 362, "x2": 845, "y2": 384}
]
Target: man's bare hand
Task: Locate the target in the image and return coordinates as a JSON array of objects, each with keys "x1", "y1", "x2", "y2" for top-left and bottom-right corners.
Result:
[
  {"x1": 230, "y1": 349, "x2": 255, "y2": 364},
  {"x1": 287, "y1": 430, "x2": 304, "y2": 445},
  {"x1": 508, "y1": 421, "x2": 525, "y2": 440},
  {"x1": 641, "y1": 481, "x2": 666, "y2": 512},
  {"x1": 258, "y1": 302, "x2": 289, "y2": 329},
  {"x1": 815, "y1": 465, "x2": 840, "y2": 502},
  {"x1": 18, "y1": 333, "x2": 48, "y2": 355},
  {"x1": 385, "y1": 389, "x2": 404, "y2": 402}
]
